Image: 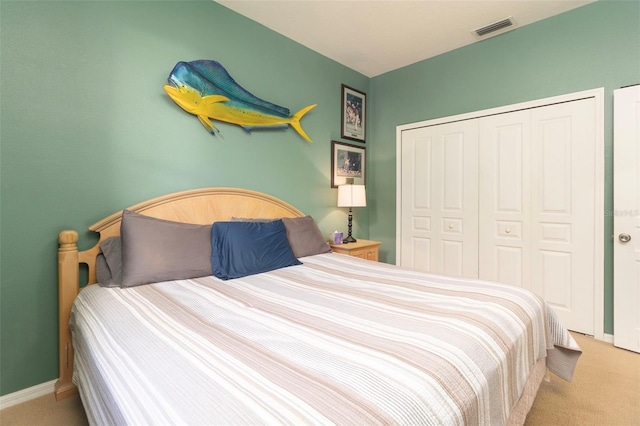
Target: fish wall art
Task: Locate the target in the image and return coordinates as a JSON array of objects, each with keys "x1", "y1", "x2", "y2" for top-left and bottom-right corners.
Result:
[{"x1": 163, "y1": 60, "x2": 317, "y2": 142}]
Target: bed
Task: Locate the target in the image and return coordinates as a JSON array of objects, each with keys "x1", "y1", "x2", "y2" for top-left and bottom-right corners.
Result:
[{"x1": 55, "y1": 187, "x2": 581, "y2": 425}]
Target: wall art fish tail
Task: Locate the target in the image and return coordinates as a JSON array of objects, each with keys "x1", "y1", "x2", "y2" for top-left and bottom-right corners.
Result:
[{"x1": 164, "y1": 60, "x2": 316, "y2": 142}]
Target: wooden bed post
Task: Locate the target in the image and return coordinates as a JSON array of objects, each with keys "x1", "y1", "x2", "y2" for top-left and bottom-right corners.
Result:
[{"x1": 55, "y1": 230, "x2": 79, "y2": 400}]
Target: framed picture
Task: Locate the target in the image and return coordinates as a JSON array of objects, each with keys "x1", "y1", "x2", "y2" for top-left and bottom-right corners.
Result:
[
  {"x1": 341, "y1": 84, "x2": 366, "y2": 143},
  {"x1": 331, "y1": 141, "x2": 366, "y2": 188}
]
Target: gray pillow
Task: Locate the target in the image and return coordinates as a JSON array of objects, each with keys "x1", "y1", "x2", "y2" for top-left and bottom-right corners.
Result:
[
  {"x1": 120, "y1": 210, "x2": 213, "y2": 288},
  {"x1": 96, "y1": 254, "x2": 120, "y2": 288},
  {"x1": 96, "y1": 236, "x2": 122, "y2": 287},
  {"x1": 282, "y1": 216, "x2": 331, "y2": 258},
  {"x1": 232, "y1": 215, "x2": 330, "y2": 258}
]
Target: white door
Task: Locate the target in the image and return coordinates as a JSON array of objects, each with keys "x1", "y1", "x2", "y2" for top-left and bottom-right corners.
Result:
[
  {"x1": 529, "y1": 99, "x2": 597, "y2": 335},
  {"x1": 399, "y1": 120, "x2": 479, "y2": 277},
  {"x1": 478, "y1": 110, "x2": 532, "y2": 288},
  {"x1": 614, "y1": 85, "x2": 640, "y2": 353},
  {"x1": 397, "y1": 88, "x2": 604, "y2": 338},
  {"x1": 479, "y1": 100, "x2": 597, "y2": 334}
]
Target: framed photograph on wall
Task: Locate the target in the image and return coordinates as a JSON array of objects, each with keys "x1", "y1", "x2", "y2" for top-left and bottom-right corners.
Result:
[
  {"x1": 341, "y1": 84, "x2": 366, "y2": 143},
  {"x1": 331, "y1": 141, "x2": 366, "y2": 188}
]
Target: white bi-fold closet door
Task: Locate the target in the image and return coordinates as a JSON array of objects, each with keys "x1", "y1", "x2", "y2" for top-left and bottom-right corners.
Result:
[
  {"x1": 399, "y1": 119, "x2": 480, "y2": 278},
  {"x1": 397, "y1": 89, "x2": 604, "y2": 337}
]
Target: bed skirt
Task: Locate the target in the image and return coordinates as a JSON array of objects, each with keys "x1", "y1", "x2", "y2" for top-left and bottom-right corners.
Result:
[{"x1": 507, "y1": 357, "x2": 547, "y2": 426}]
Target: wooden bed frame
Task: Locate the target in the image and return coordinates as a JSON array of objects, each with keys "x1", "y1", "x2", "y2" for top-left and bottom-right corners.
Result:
[
  {"x1": 55, "y1": 187, "x2": 305, "y2": 401},
  {"x1": 56, "y1": 186, "x2": 547, "y2": 425}
]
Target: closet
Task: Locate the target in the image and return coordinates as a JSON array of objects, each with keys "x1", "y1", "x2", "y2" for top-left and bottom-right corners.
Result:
[{"x1": 396, "y1": 89, "x2": 604, "y2": 336}]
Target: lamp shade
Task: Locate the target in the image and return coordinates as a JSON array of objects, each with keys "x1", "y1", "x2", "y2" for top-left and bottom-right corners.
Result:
[{"x1": 337, "y1": 184, "x2": 367, "y2": 207}]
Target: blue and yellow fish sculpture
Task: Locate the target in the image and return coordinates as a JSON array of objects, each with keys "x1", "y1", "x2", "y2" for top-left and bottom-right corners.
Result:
[{"x1": 163, "y1": 60, "x2": 316, "y2": 142}]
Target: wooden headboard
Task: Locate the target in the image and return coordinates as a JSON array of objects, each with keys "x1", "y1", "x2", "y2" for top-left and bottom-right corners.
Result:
[{"x1": 56, "y1": 187, "x2": 305, "y2": 400}]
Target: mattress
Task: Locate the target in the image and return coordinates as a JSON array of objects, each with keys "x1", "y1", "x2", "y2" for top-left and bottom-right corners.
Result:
[{"x1": 70, "y1": 253, "x2": 580, "y2": 425}]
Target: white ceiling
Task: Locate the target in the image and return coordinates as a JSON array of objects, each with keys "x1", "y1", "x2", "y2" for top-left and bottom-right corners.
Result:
[{"x1": 217, "y1": 0, "x2": 596, "y2": 77}]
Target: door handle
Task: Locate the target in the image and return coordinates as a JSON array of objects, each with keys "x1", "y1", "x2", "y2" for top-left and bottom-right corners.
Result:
[{"x1": 619, "y1": 233, "x2": 632, "y2": 243}]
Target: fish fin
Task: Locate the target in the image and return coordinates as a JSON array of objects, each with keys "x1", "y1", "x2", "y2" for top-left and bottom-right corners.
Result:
[
  {"x1": 198, "y1": 115, "x2": 219, "y2": 134},
  {"x1": 290, "y1": 104, "x2": 317, "y2": 143},
  {"x1": 201, "y1": 95, "x2": 229, "y2": 106}
]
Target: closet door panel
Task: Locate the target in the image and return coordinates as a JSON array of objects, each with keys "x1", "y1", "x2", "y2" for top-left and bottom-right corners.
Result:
[
  {"x1": 479, "y1": 110, "x2": 532, "y2": 288},
  {"x1": 530, "y1": 99, "x2": 596, "y2": 335},
  {"x1": 438, "y1": 130, "x2": 475, "y2": 276},
  {"x1": 400, "y1": 129, "x2": 432, "y2": 271},
  {"x1": 400, "y1": 121, "x2": 478, "y2": 277}
]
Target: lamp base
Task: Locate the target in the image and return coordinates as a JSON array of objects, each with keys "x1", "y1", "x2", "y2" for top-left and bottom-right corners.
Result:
[
  {"x1": 343, "y1": 235, "x2": 357, "y2": 244},
  {"x1": 344, "y1": 207, "x2": 357, "y2": 243}
]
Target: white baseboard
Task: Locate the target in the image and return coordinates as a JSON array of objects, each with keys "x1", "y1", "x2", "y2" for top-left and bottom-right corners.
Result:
[
  {"x1": 604, "y1": 333, "x2": 614, "y2": 344},
  {"x1": 0, "y1": 379, "x2": 56, "y2": 410}
]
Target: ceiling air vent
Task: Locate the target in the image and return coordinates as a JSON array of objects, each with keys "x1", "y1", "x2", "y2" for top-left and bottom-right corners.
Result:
[{"x1": 473, "y1": 17, "x2": 517, "y2": 39}]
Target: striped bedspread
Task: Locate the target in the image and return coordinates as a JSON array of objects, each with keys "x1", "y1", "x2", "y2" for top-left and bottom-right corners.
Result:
[{"x1": 70, "y1": 253, "x2": 581, "y2": 426}]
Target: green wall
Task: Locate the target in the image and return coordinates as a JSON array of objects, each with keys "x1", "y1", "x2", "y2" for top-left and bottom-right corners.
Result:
[
  {"x1": 0, "y1": 0, "x2": 369, "y2": 395},
  {"x1": 368, "y1": 0, "x2": 640, "y2": 335}
]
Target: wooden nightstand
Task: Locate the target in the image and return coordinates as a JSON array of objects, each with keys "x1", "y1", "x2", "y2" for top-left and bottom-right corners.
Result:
[{"x1": 330, "y1": 239, "x2": 381, "y2": 262}]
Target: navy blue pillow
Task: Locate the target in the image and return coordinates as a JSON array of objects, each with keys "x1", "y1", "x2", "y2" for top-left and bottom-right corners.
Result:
[{"x1": 211, "y1": 220, "x2": 302, "y2": 280}]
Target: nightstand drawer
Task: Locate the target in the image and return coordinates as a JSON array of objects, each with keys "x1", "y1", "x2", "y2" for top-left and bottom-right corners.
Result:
[{"x1": 330, "y1": 239, "x2": 381, "y2": 262}]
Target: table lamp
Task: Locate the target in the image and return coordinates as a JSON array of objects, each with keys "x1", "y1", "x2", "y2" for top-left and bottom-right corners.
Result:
[{"x1": 337, "y1": 184, "x2": 366, "y2": 243}]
